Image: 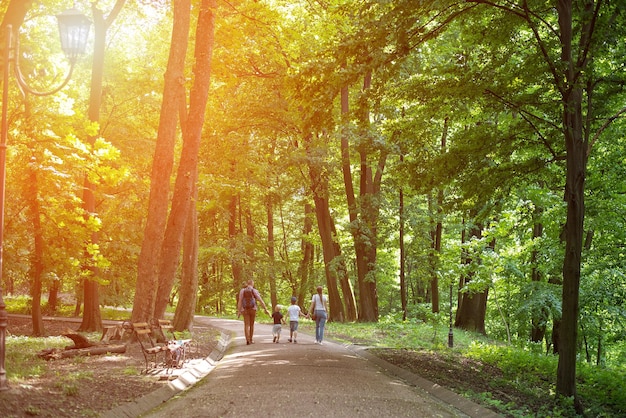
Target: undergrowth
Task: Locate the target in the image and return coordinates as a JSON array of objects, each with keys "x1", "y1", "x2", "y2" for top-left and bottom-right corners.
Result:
[{"x1": 298, "y1": 316, "x2": 625, "y2": 417}]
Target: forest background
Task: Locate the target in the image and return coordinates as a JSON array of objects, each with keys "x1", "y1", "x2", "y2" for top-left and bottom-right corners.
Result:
[{"x1": 1, "y1": 0, "x2": 625, "y2": 412}]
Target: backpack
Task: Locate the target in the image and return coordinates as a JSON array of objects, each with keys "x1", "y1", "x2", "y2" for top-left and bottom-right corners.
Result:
[{"x1": 242, "y1": 288, "x2": 256, "y2": 310}]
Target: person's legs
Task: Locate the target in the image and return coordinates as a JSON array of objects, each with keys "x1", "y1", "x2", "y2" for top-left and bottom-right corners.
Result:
[
  {"x1": 248, "y1": 309, "x2": 257, "y2": 343},
  {"x1": 289, "y1": 321, "x2": 296, "y2": 342},
  {"x1": 243, "y1": 310, "x2": 252, "y2": 344},
  {"x1": 318, "y1": 311, "x2": 328, "y2": 343},
  {"x1": 315, "y1": 314, "x2": 321, "y2": 342}
]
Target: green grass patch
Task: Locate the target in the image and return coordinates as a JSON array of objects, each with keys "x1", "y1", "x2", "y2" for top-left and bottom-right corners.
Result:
[
  {"x1": 5, "y1": 335, "x2": 66, "y2": 380},
  {"x1": 54, "y1": 370, "x2": 94, "y2": 396}
]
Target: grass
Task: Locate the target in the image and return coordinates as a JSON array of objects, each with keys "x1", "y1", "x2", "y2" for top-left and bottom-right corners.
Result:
[
  {"x1": 5, "y1": 335, "x2": 68, "y2": 380},
  {"x1": 54, "y1": 370, "x2": 94, "y2": 396}
]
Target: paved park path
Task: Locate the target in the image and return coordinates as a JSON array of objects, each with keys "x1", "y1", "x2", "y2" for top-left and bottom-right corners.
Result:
[{"x1": 132, "y1": 317, "x2": 501, "y2": 418}]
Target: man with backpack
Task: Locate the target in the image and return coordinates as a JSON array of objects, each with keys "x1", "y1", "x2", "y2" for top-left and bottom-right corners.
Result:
[{"x1": 237, "y1": 280, "x2": 269, "y2": 345}]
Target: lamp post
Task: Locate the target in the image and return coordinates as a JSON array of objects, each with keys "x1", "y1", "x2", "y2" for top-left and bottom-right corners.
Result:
[
  {"x1": 0, "y1": 8, "x2": 90, "y2": 391},
  {"x1": 448, "y1": 280, "x2": 454, "y2": 348}
]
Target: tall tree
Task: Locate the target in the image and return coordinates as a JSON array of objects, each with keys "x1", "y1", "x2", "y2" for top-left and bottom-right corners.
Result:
[
  {"x1": 79, "y1": 0, "x2": 127, "y2": 333},
  {"x1": 429, "y1": 119, "x2": 448, "y2": 314},
  {"x1": 153, "y1": 0, "x2": 216, "y2": 320},
  {"x1": 132, "y1": 0, "x2": 190, "y2": 323},
  {"x1": 464, "y1": 0, "x2": 626, "y2": 404},
  {"x1": 339, "y1": 84, "x2": 362, "y2": 321},
  {"x1": 305, "y1": 131, "x2": 346, "y2": 321}
]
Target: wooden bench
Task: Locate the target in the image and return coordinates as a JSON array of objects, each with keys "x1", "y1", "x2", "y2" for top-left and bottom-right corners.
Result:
[
  {"x1": 124, "y1": 321, "x2": 168, "y2": 373},
  {"x1": 154, "y1": 319, "x2": 176, "y2": 341},
  {"x1": 151, "y1": 318, "x2": 195, "y2": 369}
]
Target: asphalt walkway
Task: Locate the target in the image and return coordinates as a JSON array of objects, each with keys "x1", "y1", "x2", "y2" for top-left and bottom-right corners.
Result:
[{"x1": 105, "y1": 317, "x2": 501, "y2": 418}]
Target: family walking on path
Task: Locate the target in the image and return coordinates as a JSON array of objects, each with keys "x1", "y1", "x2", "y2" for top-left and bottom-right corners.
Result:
[{"x1": 238, "y1": 282, "x2": 330, "y2": 346}]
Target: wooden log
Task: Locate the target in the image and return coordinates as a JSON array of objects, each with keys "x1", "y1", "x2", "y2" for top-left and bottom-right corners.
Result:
[{"x1": 37, "y1": 344, "x2": 127, "y2": 360}]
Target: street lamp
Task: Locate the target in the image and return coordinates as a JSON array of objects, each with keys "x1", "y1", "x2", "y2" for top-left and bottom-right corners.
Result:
[
  {"x1": 0, "y1": 7, "x2": 90, "y2": 391},
  {"x1": 448, "y1": 280, "x2": 454, "y2": 348}
]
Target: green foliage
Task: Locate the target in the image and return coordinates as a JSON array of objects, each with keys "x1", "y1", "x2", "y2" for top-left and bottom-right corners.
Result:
[
  {"x1": 465, "y1": 342, "x2": 557, "y2": 380},
  {"x1": 55, "y1": 303, "x2": 78, "y2": 318},
  {"x1": 100, "y1": 306, "x2": 133, "y2": 321},
  {"x1": 576, "y1": 363, "x2": 626, "y2": 416},
  {"x1": 4, "y1": 295, "x2": 32, "y2": 314},
  {"x1": 320, "y1": 318, "x2": 623, "y2": 416}
]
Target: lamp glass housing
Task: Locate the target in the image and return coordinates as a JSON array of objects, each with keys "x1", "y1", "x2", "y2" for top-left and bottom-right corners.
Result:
[{"x1": 56, "y1": 8, "x2": 91, "y2": 62}]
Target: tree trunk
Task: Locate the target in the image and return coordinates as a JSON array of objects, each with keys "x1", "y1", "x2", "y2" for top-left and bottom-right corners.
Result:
[
  {"x1": 530, "y1": 219, "x2": 547, "y2": 343},
  {"x1": 428, "y1": 193, "x2": 440, "y2": 314},
  {"x1": 429, "y1": 119, "x2": 447, "y2": 314},
  {"x1": 455, "y1": 225, "x2": 466, "y2": 324},
  {"x1": 455, "y1": 223, "x2": 488, "y2": 334},
  {"x1": 555, "y1": 1, "x2": 587, "y2": 405},
  {"x1": 154, "y1": 0, "x2": 216, "y2": 320},
  {"x1": 47, "y1": 277, "x2": 60, "y2": 313},
  {"x1": 399, "y1": 166, "x2": 407, "y2": 321},
  {"x1": 229, "y1": 193, "x2": 243, "y2": 289},
  {"x1": 73, "y1": 282, "x2": 83, "y2": 317},
  {"x1": 173, "y1": 178, "x2": 199, "y2": 331},
  {"x1": 133, "y1": 0, "x2": 191, "y2": 323},
  {"x1": 310, "y1": 183, "x2": 344, "y2": 320},
  {"x1": 340, "y1": 76, "x2": 380, "y2": 322},
  {"x1": 306, "y1": 133, "x2": 345, "y2": 321},
  {"x1": 297, "y1": 202, "x2": 315, "y2": 304},
  {"x1": 330, "y1": 221, "x2": 356, "y2": 321},
  {"x1": 244, "y1": 195, "x2": 256, "y2": 268},
  {"x1": 267, "y1": 197, "x2": 277, "y2": 309},
  {"x1": 278, "y1": 191, "x2": 296, "y2": 300},
  {"x1": 557, "y1": 76, "x2": 586, "y2": 403},
  {"x1": 26, "y1": 159, "x2": 45, "y2": 336}
]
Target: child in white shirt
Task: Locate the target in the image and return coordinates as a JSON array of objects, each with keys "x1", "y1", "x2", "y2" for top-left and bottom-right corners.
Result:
[{"x1": 287, "y1": 296, "x2": 308, "y2": 343}]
